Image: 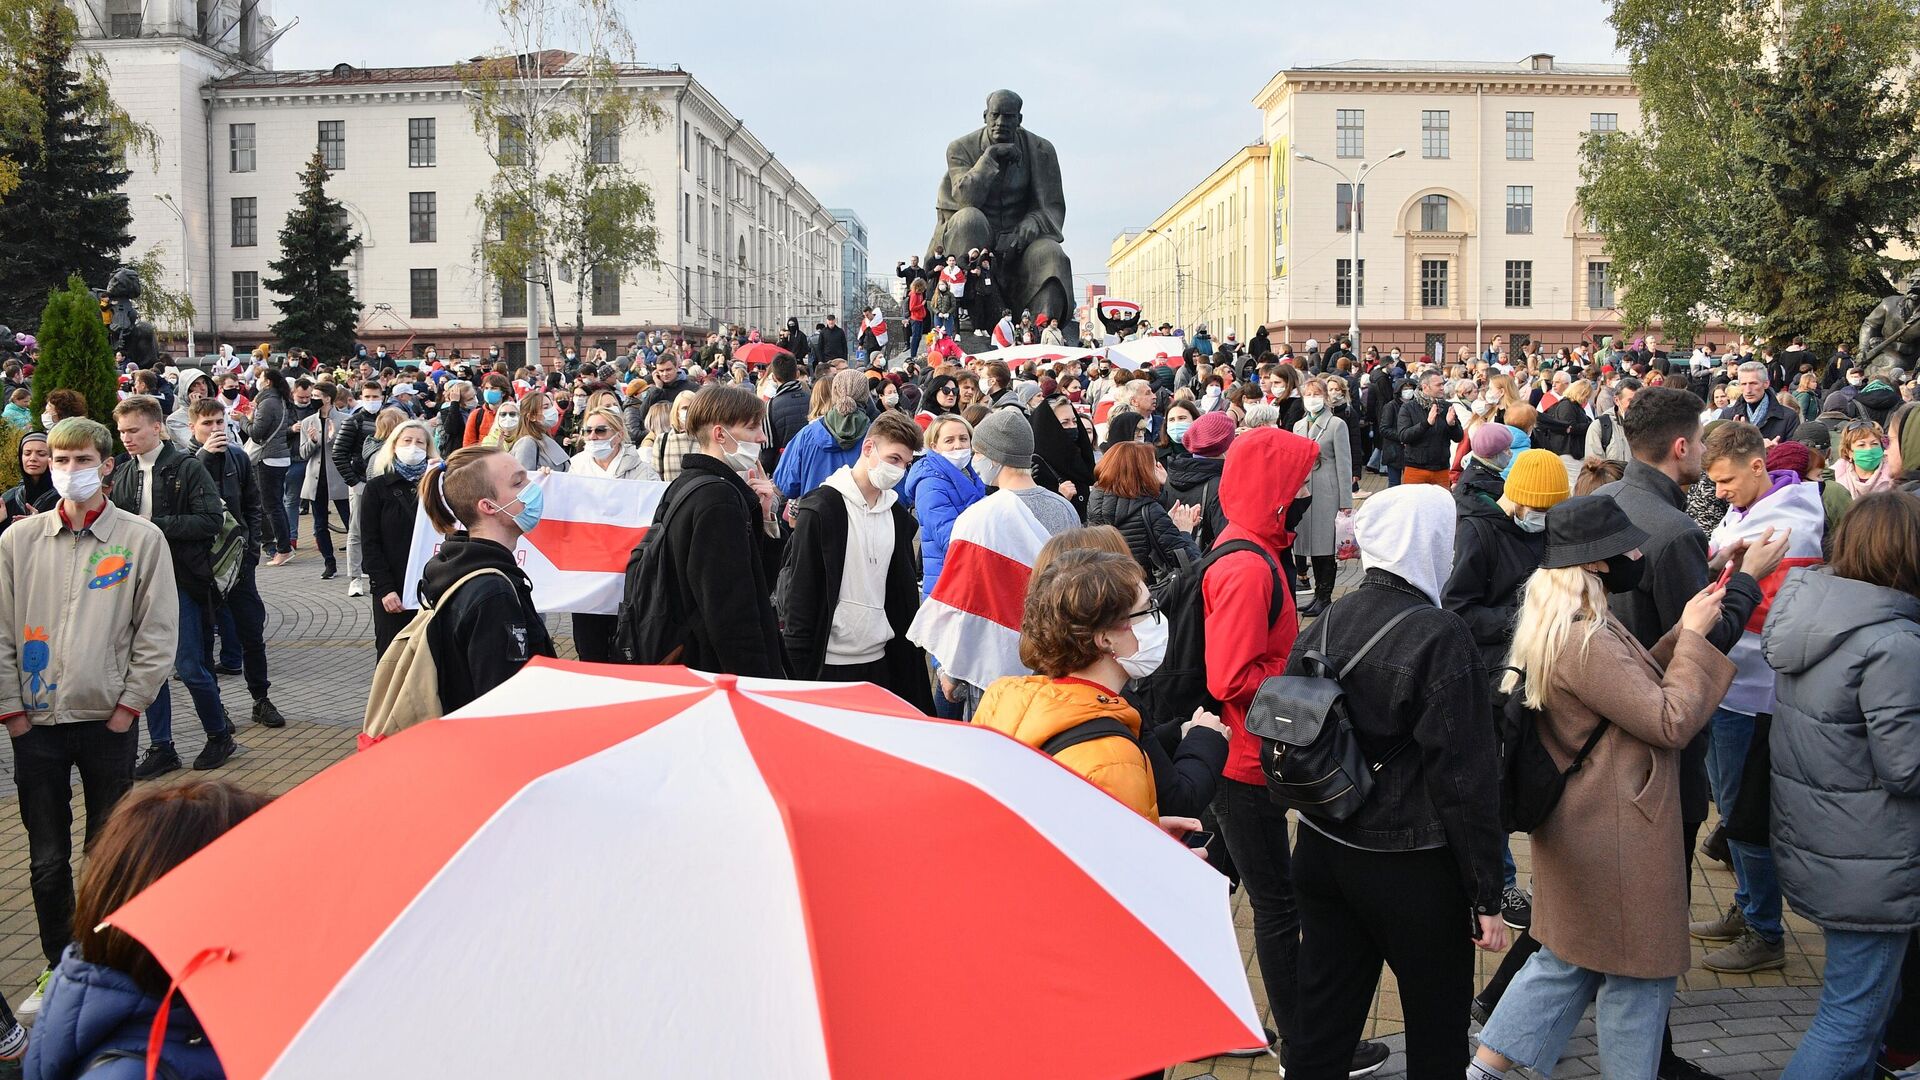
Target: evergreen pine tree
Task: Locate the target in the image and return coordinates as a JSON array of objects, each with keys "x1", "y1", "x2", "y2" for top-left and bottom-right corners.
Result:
[
  {"x1": 265, "y1": 150, "x2": 360, "y2": 359},
  {"x1": 0, "y1": 0, "x2": 132, "y2": 332},
  {"x1": 30, "y1": 275, "x2": 117, "y2": 430}
]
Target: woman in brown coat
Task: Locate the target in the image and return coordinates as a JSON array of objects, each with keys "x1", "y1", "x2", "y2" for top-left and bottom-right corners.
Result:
[{"x1": 1471, "y1": 496, "x2": 1734, "y2": 1080}]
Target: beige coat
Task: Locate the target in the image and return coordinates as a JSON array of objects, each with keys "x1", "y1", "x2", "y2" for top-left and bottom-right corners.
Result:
[
  {"x1": 0, "y1": 501, "x2": 179, "y2": 724},
  {"x1": 1531, "y1": 618, "x2": 1734, "y2": 979}
]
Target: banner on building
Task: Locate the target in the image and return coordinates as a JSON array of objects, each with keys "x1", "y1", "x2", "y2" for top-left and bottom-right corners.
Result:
[{"x1": 401, "y1": 472, "x2": 667, "y2": 615}]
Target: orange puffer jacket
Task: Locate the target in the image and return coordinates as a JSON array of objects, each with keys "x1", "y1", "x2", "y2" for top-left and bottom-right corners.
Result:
[{"x1": 974, "y1": 676, "x2": 1158, "y2": 820}]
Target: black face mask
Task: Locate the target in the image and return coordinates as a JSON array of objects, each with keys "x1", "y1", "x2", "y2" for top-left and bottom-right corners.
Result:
[
  {"x1": 1600, "y1": 553, "x2": 1645, "y2": 594},
  {"x1": 221, "y1": 388, "x2": 240, "y2": 401}
]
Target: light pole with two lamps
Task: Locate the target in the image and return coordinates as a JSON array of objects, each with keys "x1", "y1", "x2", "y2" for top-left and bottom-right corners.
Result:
[
  {"x1": 1143, "y1": 223, "x2": 1204, "y2": 334},
  {"x1": 151, "y1": 193, "x2": 196, "y2": 360},
  {"x1": 1293, "y1": 147, "x2": 1405, "y2": 350}
]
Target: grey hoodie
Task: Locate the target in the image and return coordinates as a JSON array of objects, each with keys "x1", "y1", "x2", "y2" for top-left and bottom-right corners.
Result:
[{"x1": 1763, "y1": 568, "x2": 1920, "y2": 931}]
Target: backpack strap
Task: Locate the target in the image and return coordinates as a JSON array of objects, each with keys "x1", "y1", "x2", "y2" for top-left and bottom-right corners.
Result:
[
  {"x1": 1565, "y1": 718, "x2": 1611, "y2": 774},
  {"x1": 1337, "y1": 605, "x2": 1423, "y2": 680},
  {"x1": 421, "y1": 567, "x2": 513, "y2": 612},
  {"x1": 1039, "y1": 716, "x2": 1137, "y2": 757},
  {"x1": 1207, "y1": 539, "x2": 1286, "y2": 626}
]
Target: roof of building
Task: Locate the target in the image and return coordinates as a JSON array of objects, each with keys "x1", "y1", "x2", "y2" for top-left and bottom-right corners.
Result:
[
  {"x1": 212, "y1": 50, "x2": 677, "y2": 90},
  {"x1": 1289, "y1": 56, "x2": 1630, "y2": 77}
]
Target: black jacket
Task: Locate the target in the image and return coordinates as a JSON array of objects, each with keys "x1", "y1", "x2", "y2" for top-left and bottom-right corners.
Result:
[
  {"x1": 331, "y1": 406, "x2": 384, "y2": 486},
  {"x1": 1394, "y1": 396, "x2": 1464, "y2": 470},
  {"x1": 437, "y1": 402, "x2": 469, "y2": 453},
  {"x1": 419, "y1": 534, "x2": 554, "y2": 715},
  {"x1": 1595, "y1": 459, "x2": 1766, "y2": 822},
  {"x1": 780, "y1": 324, "x2": 811, "y2": 364},
  {"x1": 1854, "y1": 383, "x2": 1902, "y2": 427},
  {"x1": 196, "y1": 443, "x2": 264, "y2": 562},
  {"x1": 639, "y1": 375, "x2": 696, "y2": 421},
  {"x1": 1162, "y1": 453, "x2": 1227, "y2": 551},
  {"x1": 1716, "y1": 397, "x2": 1796, "y2": 443},
  {"x1": 108, "y1": 444, "x2": 224, "y2": 603},
  {"x1": 1535, "y1": 398, "x2": 1590, "y2": 457},
  {"x1": 1138, "y1": 711, "x2": 1228, "y2": 819},
  {"x1": 765, "y1": 381, "x2": 810, "y2": 465},
  {"x1": 662, "y1": 454, "x2": 786, "y2": 678},
  {"x1": 819, "y1": 324, "x2": 849, "y2": 362},
  {"x1": 778, "y1": 485, "x2": 932, "y2": 710},
  {"x1": 1443, "y1": 473, "x2": 1543, "y2": 671},
  {"x1": 359, "y1": 470, "x2": 422, "y2": 603},
  {"x1": 1286, "y1": 570, "x2": 1505, "y2": 915},
  {"x1": 1087, "y1": 488, "x2": 1200, "y2": 580}
]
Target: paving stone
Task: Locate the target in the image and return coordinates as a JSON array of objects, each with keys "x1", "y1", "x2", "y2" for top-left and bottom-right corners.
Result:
[{"x1": 1711, "y1": 1032, "x2": 1793, "y2": 1053}]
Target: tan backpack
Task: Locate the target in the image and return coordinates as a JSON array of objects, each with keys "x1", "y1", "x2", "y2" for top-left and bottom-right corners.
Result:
[{"x1": 361, "y1": 568, "x2": 510, "y2": 745}]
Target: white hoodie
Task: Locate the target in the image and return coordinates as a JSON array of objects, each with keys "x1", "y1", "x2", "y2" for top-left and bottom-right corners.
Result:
[
  {"x1": 822, "y1": 466, "x2": 898, "y2": 666},
  {"x1": 1353, "y1": 484, "x2": 1457, "y2": 605}
]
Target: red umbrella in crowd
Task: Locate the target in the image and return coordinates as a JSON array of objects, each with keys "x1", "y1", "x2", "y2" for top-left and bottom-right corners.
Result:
[
  {"x1": 107, "y1": 660, "x2": 1261, "y2": 1080},
  {"x1": 735, "y1": 342, "x2": 793, "y2": 366}
]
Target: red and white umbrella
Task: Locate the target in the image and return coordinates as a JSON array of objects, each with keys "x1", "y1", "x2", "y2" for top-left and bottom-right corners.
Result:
[{"x1": 108, "y1": 661, "x2": 1261, "y2": 1079}]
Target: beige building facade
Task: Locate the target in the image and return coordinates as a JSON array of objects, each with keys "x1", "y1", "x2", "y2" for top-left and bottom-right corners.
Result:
[
  {"x1": 1108, "y1": 55, "x2": 1645, "y2": 357},
  {"x1": 1106, "y1": 144, "x2": 1270, "y2": 344}
]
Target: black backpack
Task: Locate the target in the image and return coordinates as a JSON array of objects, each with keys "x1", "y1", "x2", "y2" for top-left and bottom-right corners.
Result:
[
  {"x1": 1243, "y1": 604, "x2": 1419, "y2": 822},
  {"x1": 615, "y1": 473, "x2": 729, "y2": 664},
  {"x1": 1492, "y1": 667, "x2": 1610, "y2": 833},
  {"x1": 1040, "y1": 716, "x2": 1136, "y2": 757},
  {"x1": 1148, "y1": 539, "x2": 1284, "y2": 721}
]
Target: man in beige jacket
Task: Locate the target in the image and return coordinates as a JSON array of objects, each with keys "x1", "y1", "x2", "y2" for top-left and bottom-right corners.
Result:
[{"x1": 0, "y1": 417, "x2": 177, "y2": 1012}]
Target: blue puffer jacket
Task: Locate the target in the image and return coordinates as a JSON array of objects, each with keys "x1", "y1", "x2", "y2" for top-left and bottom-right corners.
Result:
[
  {"x1": 1762, "y1": 568, "x2": 1920, "y2": 932},
  {"x1": 772, "y1": 415, "x2": 864, "y2": 499},
  {"x1": 26, "y1": 946, "x2": 224, "y2": 1080},
  {"x1": 901, "y1": 450, "x2": 985, "y2": 598}
]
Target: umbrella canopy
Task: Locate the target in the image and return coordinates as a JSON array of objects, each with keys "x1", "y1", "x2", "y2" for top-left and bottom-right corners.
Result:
[
  {"x1": 108, "y1": 660, "x2": 1260, "y2": 1080},
  {"x1": 966, "y1": 344, "x2": 1105, "y2": 366},
  {"x1": 735, "y1": 342, "x2": 793, "y2": 367},
  {"x1": 1105, "y1": 337, "x2": 1190, "y2": 371}
]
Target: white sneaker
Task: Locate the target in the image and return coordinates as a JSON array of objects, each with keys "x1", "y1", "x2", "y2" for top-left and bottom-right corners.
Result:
[
  {"x1": 347, "y1": 576, "x2": 366, "y2": 598},
  {"x1": 16, "y1": 968, "x2": 50, "y2": 1017}
]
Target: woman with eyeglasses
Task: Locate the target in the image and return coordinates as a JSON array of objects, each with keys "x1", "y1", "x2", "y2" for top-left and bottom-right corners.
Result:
[
  {"x1": 567, "y1": 408, "x2": 657, "y2": 482},
  {"x1": 972, "y1": 548, "x2": 1162, "y2": 820}
]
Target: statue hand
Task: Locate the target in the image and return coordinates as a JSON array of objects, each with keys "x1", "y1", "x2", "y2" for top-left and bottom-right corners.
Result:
[{"x1": 983, "y1": 142, "x2": 1018, "y2": 168}]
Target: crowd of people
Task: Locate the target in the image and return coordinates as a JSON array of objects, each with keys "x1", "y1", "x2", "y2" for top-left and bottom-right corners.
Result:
[{"x1": 0, "y1": 312, "x2": 1913, "y2": 1079}]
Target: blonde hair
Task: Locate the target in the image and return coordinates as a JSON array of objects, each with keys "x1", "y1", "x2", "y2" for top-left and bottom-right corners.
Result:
[
  {"x1": 1502, "y1": 566, "x2": 1613, "y2": 709},
  {"x1": 580, "y1": 406, "x2": 629, "y2": 447},
  {"x1": 368, "y1": 418, "x2": 440, "y2": 476}
]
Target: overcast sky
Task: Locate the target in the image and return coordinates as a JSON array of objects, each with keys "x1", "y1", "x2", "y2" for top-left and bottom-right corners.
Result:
[{"x1": 277, "y1": 0, "x2": 1622, "y2": 292}]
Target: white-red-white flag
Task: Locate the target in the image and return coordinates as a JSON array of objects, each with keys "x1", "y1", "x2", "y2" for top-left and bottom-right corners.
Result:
[
  {"x1": 863, "y1": 310, "x2": 889, "y2": 348},
  {"x1": 402, "y1": 472, "x2": 667, "y2": 615},
  {"x1": 906, "y1": 490, "x2": 1054, "y2": 690}
]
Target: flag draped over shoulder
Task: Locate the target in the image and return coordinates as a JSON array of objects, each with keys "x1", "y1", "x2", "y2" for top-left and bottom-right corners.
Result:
[{"x1": 906, "y1": 491, "x2": 1052, "y2": 690}]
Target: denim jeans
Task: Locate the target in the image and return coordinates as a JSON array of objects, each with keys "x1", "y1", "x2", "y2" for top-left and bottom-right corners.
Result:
[
  {"x1": 256, "y1": 462, "x2": 291, "y2": 555},
  {"x1": 10, "y1": 721, "x2": 135, "y2": 966},
  {"x1": 146, "y1": 588, "x2": 232, "y2": 745},
  {"x1": 905, "y1": 319, "x2": 927, "y2": 357},
  {"x1": 1781, "y1": 927, "x2": 1909, "y2": 1080},
  {"x1": 1704, "y1": 706, "x2": 1782, "y2": 940},
  {"x1": 1211, "y1": 777, "x2": 1299, "y2": 1042},
  {"x1": 283, "y1": 459, "x2": 308, "y2": 545},
  {"x1": 1502, "y1": 836, "x2": 1519, "y2": 892},
  {"x1": 935, "y1": 313, "x2": 957, "y2": 337},
  {"x1": 1478, "y1": 944, "x2": 1674, "y2": 1078},
  {"x1": 208, "y1": 560, "x2": 269, "y2": 700}
]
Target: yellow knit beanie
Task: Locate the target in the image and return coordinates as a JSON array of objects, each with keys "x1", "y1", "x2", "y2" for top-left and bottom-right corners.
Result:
[{"x1": 1504, "y1": 448, "x2": 1570, "y2": 509}]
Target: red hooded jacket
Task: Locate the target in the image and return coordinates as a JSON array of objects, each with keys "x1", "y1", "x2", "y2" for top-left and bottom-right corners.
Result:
[{"x1": 1203, "y1": 427, "x2": 1319, "y2": 784}]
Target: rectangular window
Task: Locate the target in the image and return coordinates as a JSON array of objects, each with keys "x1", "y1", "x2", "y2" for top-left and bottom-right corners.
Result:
[
  {"x1": 1421, "y1": 110, "x2": 1450, "y2": 159},
  {"x1": 591, "y1": 265, "x2": 620, "y2": 316},
  {"x1": 409, "y1": 192, "x2": 436, "y2": 243},
  {"x1": 408, "y1": 117, "x2": 436, "y2": 167},
  {"x1": 232, "y1": 271, "x2": 259, "y2": 321},
  {"x1": 107, "y1": 0, "x2": 141, "y2": 38},
  {"x1": 318, "y1": 120, "x2": 345, "y2": 170},
  {"x1": 1590, "y1": 112, "x2": 1619, "y2": 133},
  {"x1": 1504, "y1": 260, "x2": 1533, "y2": 307},
  {"x1": 230, "y1": 197, "x2": 257, "y2": 247},
  {"x1": 1335, "y1": 183, "x2": 1365, "y2": 232},
  {"x1": 696, "y1": 196, "x2": 707, "y2": 251},
  {"x1": 682, "y1": 122, "x2": 690, "y2": 169},
  {"x1": 500, "y1": 276, "x2": 526, "y2": 319},
  {"x1": 1420, "y1": 259, "x2": 1449, "y2": 308},
  {"x1": 1505, "y1": 111, "x2": 1534, "y2": 160},
  {"x1": 697, "y1": 136, "x2": 707, "y2": 183},
  {"x1": 229, "y1": 124, "x2": 255, "y2": 173},
  {"x1": 1335, "y1": 258, "x2": 1365, "y2": 306},
  {"x1": 1506, "y1": 185, "x2": 1534, "y2": 234},
  {"x1": 498, "y1": 118, "x2": 527, "y2": 167},
  {"x1": 1419, "y1": 194, "x2": 1449, "y2": 232},
  {"x1": 1336, "y1": 109, "x2": 1364, "y2": 158},
  {"x1": 410, "y1": 269, "x2": 438, "y2": 318},
  {"x1": 505, "y1": 341, "x2": 526, "y2": 368},
  {"x1": 589, "y1": 114, "x2": 619, "y2": 165},
  {"x1": 1588, "y1": 261, "x2": 1615, "y2": 309}
]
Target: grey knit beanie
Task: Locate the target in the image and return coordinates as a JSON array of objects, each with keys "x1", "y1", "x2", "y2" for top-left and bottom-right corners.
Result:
[{"x1": 973, "y1": 408, "x2": 1034, "y2": 468}]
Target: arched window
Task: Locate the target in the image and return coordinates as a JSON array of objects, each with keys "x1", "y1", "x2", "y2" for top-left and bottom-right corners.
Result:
[{"x1": 1420, "y1": 194, "x2": 1449, "y2": 232}]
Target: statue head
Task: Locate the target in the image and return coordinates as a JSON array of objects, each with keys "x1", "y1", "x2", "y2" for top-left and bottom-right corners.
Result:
[
  {"x1": 983, "y1": 90, "x2": 1024, "y2": 144},
  {"x1": 105, "y1": 266, "x2": 142, "y2": 301},
  {"x1": 1905, "y1": 268, "x2": 1920, "y2": 295}
]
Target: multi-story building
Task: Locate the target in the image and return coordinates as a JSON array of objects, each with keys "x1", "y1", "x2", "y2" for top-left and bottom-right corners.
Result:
[
  {"x1": 1109, "y1": 55, "x2": 1644, "y2": 356},
  {"x1": 829, "y1": 209, "x2": 867, "y2": 328},
  {"x1": 72, "y1": 1, "x2": 850, "y2": 363},
  {"x1": 1106, "y1": 143, "x2": 1270, "y2": 344}
]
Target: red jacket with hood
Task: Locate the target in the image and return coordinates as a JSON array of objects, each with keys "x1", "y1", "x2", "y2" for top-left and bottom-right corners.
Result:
[{"x1": 1204, "y1": 427, "x2": 1319, "y2": 784}]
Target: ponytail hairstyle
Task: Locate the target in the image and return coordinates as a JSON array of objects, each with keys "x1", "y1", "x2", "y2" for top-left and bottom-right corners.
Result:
[{"x1": 420, "y1": 445, "x2": 505, "y2": 536}]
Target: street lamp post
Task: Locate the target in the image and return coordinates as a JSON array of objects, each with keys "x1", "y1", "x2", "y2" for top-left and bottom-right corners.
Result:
[
  {"x1": 1295, "y1": 148, "x2": 1406, "y2": 350},
  {"x1": 1144, "y1": 224, "x2": 1205, "y2": 334},
  {"x1": 152, "y1": 193, "x2": 195, "y2": 360}
]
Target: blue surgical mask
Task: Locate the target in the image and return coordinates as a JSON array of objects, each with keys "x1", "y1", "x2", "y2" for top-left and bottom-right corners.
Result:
[
  {"x1": 1166, "y1": 420, "x2": 1193, "y2": 443},
  {"x1": 503, "y1": 478, "x2": 543, "y2": 533},
  {"x1": 484, "y1": 388, "x2": 505, "y2": 406}
]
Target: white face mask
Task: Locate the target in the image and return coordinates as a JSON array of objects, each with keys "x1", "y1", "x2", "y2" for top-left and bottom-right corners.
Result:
[
  {"x1": 359, "y1": 398, "x2": 383, "y2": 413},
  {"x1": 971, "y1": 452, "x2": 1003, "y2": 484},
  {"x1": 396, "y1": 445, "x2": 427, "y2": 466},
  {"x1": 587, "y1": 438, "x2": 614, "y2": 459},
  {"x1": 1471, "y1": 399, "x2": 1491, "y2": 417},
  {"x1": 542, "y1": 406, "x2": 559, "y2": 426},
  {"x1": 496, "y1": 413, "x2": 520, "y2": 431},
  {"x1": 867, "y1": 460, "x2": 906, "y2": 491},
  {"x1": 1303, "y1": 396, "x2": 1325, "y2": 414},
  {"x1": 940, "y1": 447, "x2": 973, "y2": 468},
  {"x1": 50, "y1": 464, "x2": 102, "y2": 502},
  {"x1": 723, "y1": 431, "x2": 761, "y2": 472},
  {"x1": 41, "y1": 410, "x2": 56, "y2": 428},
  {"x1": 1484, "y1": 389, "x2": 1501, "y2": 404},
  {"x1": 1116, "y1": 614, "x2": 1168, "y2": 680},
  {"x1": 1515, "y1": 507, "x2": 1548, "y2": 533}
]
